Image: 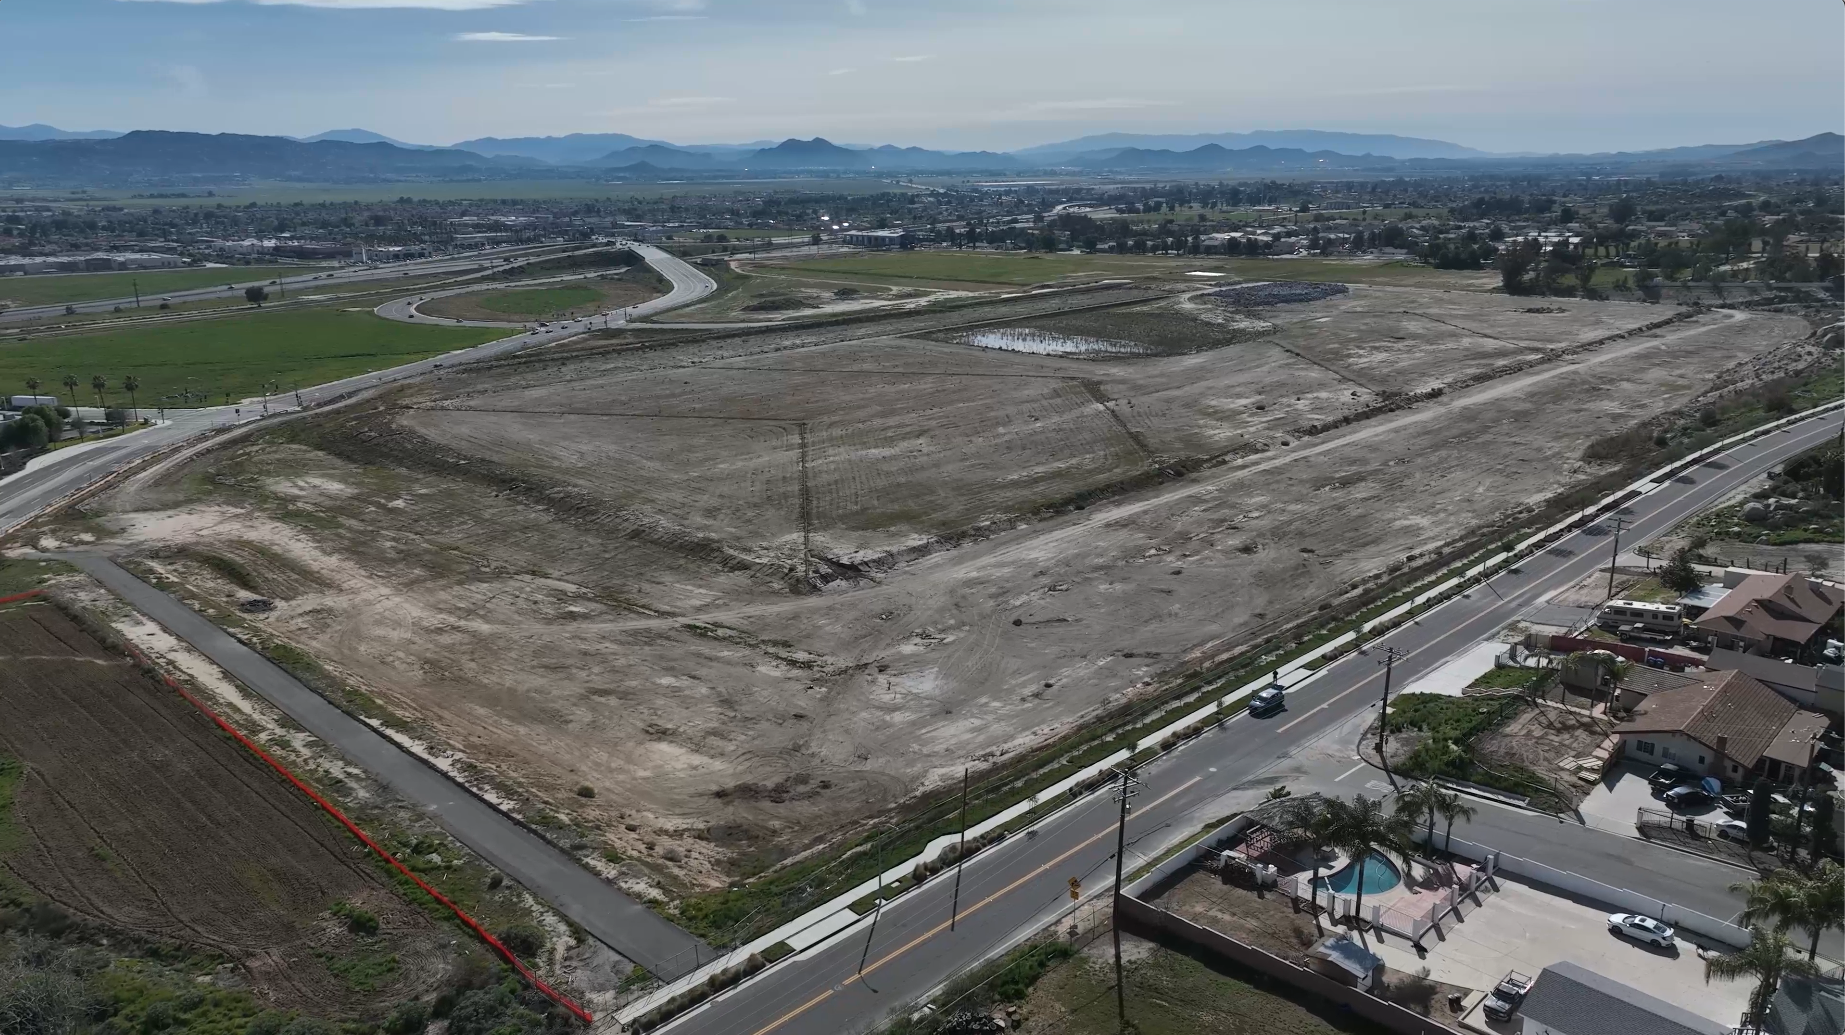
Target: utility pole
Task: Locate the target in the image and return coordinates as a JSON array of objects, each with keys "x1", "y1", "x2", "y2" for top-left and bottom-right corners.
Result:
[
  {"x1": 950, "y1": 768, "x2": 969, "y2": 931},
  {"x1": 1111, "y1": 767, "x2": 1141, "y2": 1033},
  {"x1": 1376, "y1": 646, "x2": 1408, "y2": 773},
  {"x1": 1789, "y1": 734, "x2": 1821, "y2": 863},
  {"x1": 1604, "y1": 516, "x2": 1630, "y2": 600},
  {"x1": 133, "y1": 279, "x2": 140, "y2": 309},
  {"x1": 857, "y1": 832, "x2": 887, "y2": 987}
]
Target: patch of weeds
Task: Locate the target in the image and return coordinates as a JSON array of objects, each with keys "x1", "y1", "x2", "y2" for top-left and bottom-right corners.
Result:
[
  {"x1": 330, "y1": 899, "x2": 381, "y2": 936},
  {"x1": 318, "y1": 945, "x2": 401, "y2": 992}
]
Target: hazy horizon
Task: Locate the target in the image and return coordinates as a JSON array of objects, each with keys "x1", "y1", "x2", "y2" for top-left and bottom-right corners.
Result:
[{"x1": 4, "y1": 0, "x2": 1841, "y2": 154}]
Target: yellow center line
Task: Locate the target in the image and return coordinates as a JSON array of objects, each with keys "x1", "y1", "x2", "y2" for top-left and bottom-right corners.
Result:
[{"x1": 747, "y1": 775, "x2": 1203, "y2": 1035}]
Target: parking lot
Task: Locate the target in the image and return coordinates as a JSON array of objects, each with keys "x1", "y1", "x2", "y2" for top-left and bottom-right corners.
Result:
[
  {"x1": 1369, "y1": 874, "x2": 1752, "y2": 1026},
  {"x1": 1579, "y1": 761, "x2": 1723, "y2": 837}
]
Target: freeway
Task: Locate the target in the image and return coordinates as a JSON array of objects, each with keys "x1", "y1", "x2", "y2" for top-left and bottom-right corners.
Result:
[
  {"x1": 0, "y1": 241, "x2": 582, "y2": 325},
  {"x1": 0, "y1": 241, "x2": 713, "y2": 538},
  {"x1": 664, "y1": 406, "x2": 1844, "y2": 1035}
]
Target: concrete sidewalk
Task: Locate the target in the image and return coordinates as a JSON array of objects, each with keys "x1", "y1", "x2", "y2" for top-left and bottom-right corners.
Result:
[{"x1": 63, "y1": 552, "x2": 713, "y2": 981}]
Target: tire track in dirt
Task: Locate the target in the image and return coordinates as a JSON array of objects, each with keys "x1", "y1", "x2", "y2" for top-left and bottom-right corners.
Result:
[{"x1": 553, "y1": 308, "x2": 1757, "y2": 634}]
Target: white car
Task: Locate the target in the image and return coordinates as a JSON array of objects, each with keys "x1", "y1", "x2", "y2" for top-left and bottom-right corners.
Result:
[{"x1": 1608, "y1": 913, "x2": 1675, "y2": 948}]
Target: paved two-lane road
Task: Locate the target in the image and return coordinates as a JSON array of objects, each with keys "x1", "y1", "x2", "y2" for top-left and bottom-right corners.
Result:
[{"x1": 662, "y1": 407, "x2": 1843, "y2": 1035}]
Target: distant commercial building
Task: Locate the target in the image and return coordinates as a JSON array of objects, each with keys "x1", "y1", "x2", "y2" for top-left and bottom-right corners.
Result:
[
  {"x1": 841, "y1": 229, "x2": 913, "y2": 249},
  {"x1": 0, "y1": 252, "x2": 183, "y2": 274}
]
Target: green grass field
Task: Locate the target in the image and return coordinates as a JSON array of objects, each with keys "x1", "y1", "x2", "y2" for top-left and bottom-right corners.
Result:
[
  {"x1": 0, "y1": 265, "x2": 313, "y2": 308},
  {"x1": 0, "y1": 307, "x2": 503, "y2": 405},
  {"x1": 468, "y1": 284, "x2": 603, "y2": 317}
]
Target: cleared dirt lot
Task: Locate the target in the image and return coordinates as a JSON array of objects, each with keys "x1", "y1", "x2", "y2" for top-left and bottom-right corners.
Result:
[
  {"x1": 0, "y1": 601, "x2": 450, "y2": 1014},
  {"x1": 81, "y1": 286, "x2": 1810, "y2": 887}
]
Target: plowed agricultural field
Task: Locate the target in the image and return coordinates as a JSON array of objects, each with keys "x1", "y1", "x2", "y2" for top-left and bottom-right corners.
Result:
[{"x1": 0, "y1": 601, "x2": 449, "y2": 1014}]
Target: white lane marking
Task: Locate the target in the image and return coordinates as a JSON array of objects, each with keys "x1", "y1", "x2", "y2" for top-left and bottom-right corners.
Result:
[{"x1": 1336, "y1": 762, "x2": 1366, "y2": 782}]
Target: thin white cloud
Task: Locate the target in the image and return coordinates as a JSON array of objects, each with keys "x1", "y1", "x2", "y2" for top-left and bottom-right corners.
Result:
[
  {"x1": 625, "y1": 14, "x2": 706, "y2": 20},
  {"x1": 119, "y1": 0, "x2": 533, "y2": 8},
  {"x1": 827, "y1": 67, "x2": 855, "y2": 76},
  {"x1": 890, "y1": 54, "x2": 932, "y2": 63},
  {"x1": 454, "y1": 30, "x2": 563, "y2": 41},
  {"x1": 649, "y1": 96, "x2": 733, "y2": 108},
  {"x1": 844, "y1": 0, "x2": 866, "y2": 13}
]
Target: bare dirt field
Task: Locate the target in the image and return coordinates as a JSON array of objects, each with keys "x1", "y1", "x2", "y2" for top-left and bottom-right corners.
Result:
[
  {"x1": 0, "y1": 600, "x2": 451, "y2": 1014},
  {"x1": 76, "y1": 284, "x2": 1812, "y2": 890}
]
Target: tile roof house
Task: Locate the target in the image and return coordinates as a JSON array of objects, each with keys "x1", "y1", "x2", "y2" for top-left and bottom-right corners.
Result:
[
  {"x1": 1516, "y1": 961, "x2": 1731, "y2": 1035},
  {"x1": 1692, "y1": 573, "x2": 1844, "y2": 657},
  {"x1": 1614, "y1": 670, "x2": 1829, "y2": 784}
]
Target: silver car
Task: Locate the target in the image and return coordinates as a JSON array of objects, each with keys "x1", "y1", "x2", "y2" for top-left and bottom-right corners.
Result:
[{"x1": 1607, "y1": 913, "x2": 1675, "y2": 948}]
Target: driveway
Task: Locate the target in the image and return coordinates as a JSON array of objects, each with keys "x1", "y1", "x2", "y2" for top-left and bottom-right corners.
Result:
[
  {"x1": 1370, "y1": 874, "x2": 1751, "y2": 1027},
  {"x1": 1579, "y1": 761, "x2": 1720, "y2": 836}
]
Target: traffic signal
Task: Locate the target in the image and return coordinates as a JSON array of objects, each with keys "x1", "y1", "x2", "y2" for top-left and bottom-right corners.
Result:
[{"x1": 1068, "y1": 876, "x2": 1081, "y2": 900}]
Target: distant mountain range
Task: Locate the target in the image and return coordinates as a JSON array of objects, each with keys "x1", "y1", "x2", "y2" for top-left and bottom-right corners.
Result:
[
  {"x1": 1015, "y1": 130, "x2": 1494, "y2": 161},
  {"x1": 0, "y1": 123, "x2": 123, "y2": 142},
  {"x1": 0, "y1": 126, "x2": 1835, "y2": 184}
]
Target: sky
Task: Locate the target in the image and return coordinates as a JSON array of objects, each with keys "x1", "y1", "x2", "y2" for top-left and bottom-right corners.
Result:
[{"x1": 2, "y1": 0, "x2": 1840, "y2": 153}]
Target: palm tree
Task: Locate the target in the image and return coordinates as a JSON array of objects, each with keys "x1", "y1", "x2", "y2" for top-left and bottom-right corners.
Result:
[
  {"x1": 59, "y1": 375, "x2": 81, "y2": 436},
  {"x1": 121, "y1": 375, "x2": 140, "y2": 423},
  {"x1": 1394, "y1": 781, "x2": 1451, "y2": 853},
  {"x1": 1435, "y1": 785, "x2": 1478, "y2": 862},
  {"x1": 1733, "y1": 864, "x2": 1845, "y2": 962},
  {"x1": 90, "y1": 375, "x2": 108, "y2": 412},
  {"x1": 24, "y1": 376, "x2": 40, "y2": 399},
  {"x1": 1565, "y1": 650, "x2": 1630, "y2": 709},
  {"x1": 1703, "y1": 927, "x2": 1817, "y2": 1029},
  {"x1": 1283, "y1": 796, "x2": 1348, "y2": 933},
  {"x1": 1332, "y1": 794, "x2": 1398, "y2": 933}
]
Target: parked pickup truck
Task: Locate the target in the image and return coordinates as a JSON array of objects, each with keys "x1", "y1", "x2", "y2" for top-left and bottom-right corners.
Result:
[{"x1": 1483, "y1": 971, "x2": 1534, "y2": 1022}]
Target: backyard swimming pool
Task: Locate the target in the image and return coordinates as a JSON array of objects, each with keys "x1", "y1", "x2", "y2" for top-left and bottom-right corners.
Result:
[{"x1": 1313, "y1": 853, "x2": 1402, "y2": 896}]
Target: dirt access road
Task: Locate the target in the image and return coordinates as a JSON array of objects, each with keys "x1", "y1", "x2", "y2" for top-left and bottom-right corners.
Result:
[{"x1": 71, "y1": 285, "x2": 1814, "y2": 892}]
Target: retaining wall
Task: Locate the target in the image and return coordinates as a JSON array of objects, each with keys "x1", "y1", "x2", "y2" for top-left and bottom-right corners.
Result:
[{"x1": 1115, "y1": 892, "x2": 1462, "y2": 1035}]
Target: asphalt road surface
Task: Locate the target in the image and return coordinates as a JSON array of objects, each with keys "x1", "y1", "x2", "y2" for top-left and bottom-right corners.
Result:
[
  {"x1": 0, "y1": 242, "x2": 574, "y2": 325},
  {"x1": 0, "y1": 241, "x2": 712, "y2": 539},
  {"x1": 60, "y1": 553, "x2": 715, "y2": 980},
  {"x1": 662, "y1": 407, "x2": 1844, "y2": 1035}
]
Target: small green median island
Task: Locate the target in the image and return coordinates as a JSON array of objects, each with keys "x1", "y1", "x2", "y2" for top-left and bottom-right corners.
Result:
[
  {"x1": 0, "y1": 307, "x2": 504, "y2": 404},
  {"x1": 469, "y1": 284, "x2": 603, "y2": 318}
]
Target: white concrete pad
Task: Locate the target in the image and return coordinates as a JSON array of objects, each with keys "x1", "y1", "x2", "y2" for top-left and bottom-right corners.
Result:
[
  {"x1": 1397, "y1": 642, "x2": 1506, "y2": 698},
  {"x1": 1369, "y1": 875, "x2": 1751, "y2": 1026}
]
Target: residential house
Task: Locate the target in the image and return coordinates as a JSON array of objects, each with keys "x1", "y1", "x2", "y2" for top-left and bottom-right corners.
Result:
[
  {"x1": 1516, "y1": 962, "x2": 1731, "y2": 1035},
  {"x1": 1705, "y1": 647, "x2": 1845, "y2": 720},
  {"x1": 1614, "y1": 669, "x2": 1830, "y2": 785},
  {"x1": 1691, "y1": 573, "x2": 1844, "y2": 658}
]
